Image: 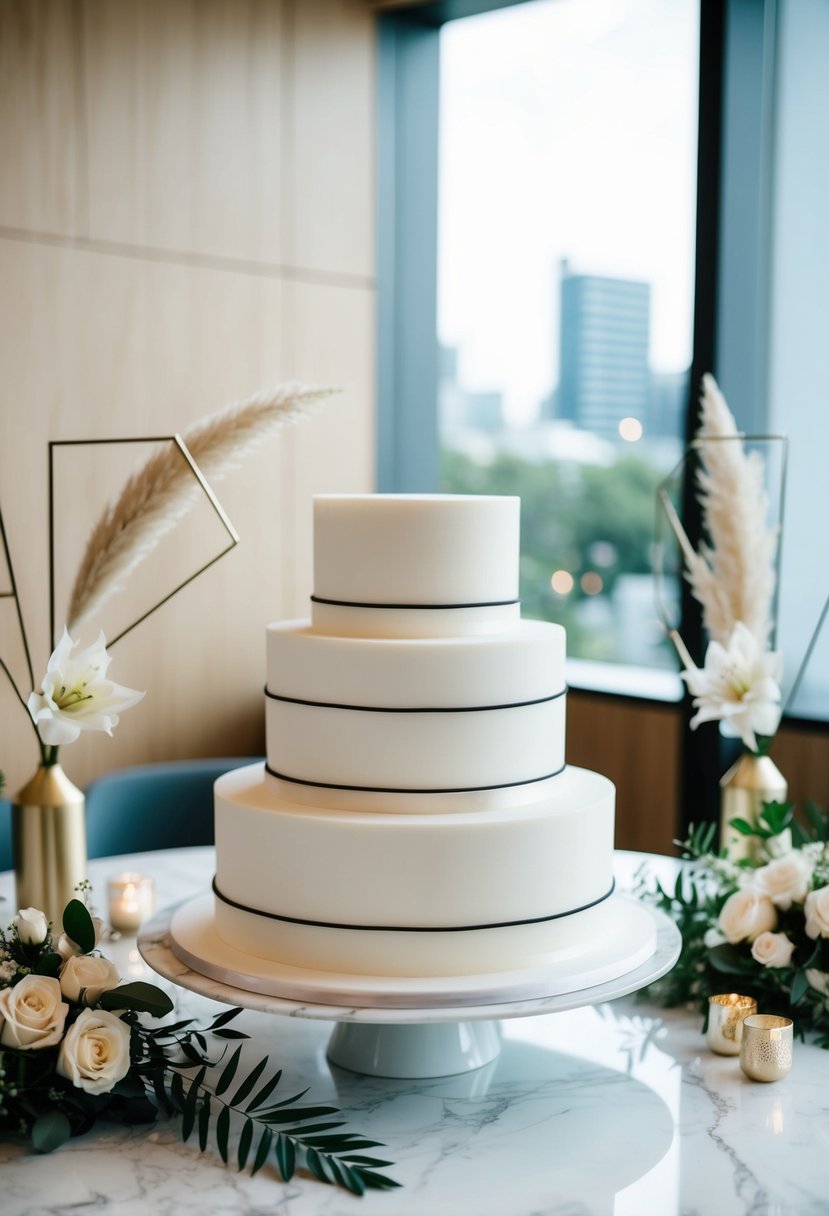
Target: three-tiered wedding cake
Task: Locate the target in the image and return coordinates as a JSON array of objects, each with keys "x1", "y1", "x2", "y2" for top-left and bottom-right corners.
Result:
[{"x1": 213, "y1": 494, "x2": 637, "y2": 980}]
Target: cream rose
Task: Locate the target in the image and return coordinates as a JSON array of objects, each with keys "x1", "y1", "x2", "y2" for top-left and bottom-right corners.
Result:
[
  {"x1": 56, "y1": 1008, "x2": 131, "y2": 1095},
  {"x1": 60, "y1": 954, "x2": 121, "y2": 1005},
  {"x1": 805, "y1": 887, "x2": 829, "y2": 939},
  {"x1": 718, "y1": 888, "x2": 777, "y2": 943},
  {"x1": 13, "y1": 907, "x2": 50, "y2": 947},
  {"x1": 0, "y1": 975, "x2": 68, "y2": 1050},
  {"x1": 57, "y1": 916, "x2": 106, "y2": 962},
  {"x1": 750, "y1": 930, "x2": 795, "y2": 968},
  {"x1": 754, "y1": 853, "x2": 813, "y2": 909}
]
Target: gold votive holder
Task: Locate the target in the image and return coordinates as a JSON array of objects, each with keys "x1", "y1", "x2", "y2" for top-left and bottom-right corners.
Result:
[
  {"x1": 707, "y1": 993, "x2": 758, "y2": 1055},
  {"x1": 739, "y1": 1014, "x2": 793, "y2": 1083},
  {"x1": 108, "y1": 872, "x2": 155, "y2": 934}
]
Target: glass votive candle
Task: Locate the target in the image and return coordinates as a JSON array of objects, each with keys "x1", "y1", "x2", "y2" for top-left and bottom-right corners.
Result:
[
  {"x1": 707, "y1": 993, "x2": 758, "y2": 1055},
  {"x1": 108, "y1": 873, "x2": 155, "y2": 934},
  {"x1": 740, "y1": 1014, "x2": 794, "y2": 1082}
]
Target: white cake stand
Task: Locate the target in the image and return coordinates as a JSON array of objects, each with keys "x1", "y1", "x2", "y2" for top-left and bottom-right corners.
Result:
[{"x1": 139, "y1": 893, "x2": 680, "y2": 1079}]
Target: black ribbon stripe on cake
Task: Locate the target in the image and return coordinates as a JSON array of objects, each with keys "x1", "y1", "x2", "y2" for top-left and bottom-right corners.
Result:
[
  {"x1": 264, "y1": 686, "x2": 567, "y2": 714},
  {"x1": 213, "y1": 875, "x2": 615, "y2": 934},
  {"x1": 264, "y1": 760, "x2": 566, "y2": 794},
  {"x1": 311, "y1": 595, "x2": 520, "y2": 610}
]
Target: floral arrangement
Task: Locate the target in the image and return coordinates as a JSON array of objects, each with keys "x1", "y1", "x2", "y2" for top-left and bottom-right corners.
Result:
[
  {"x1": 638, "y1": 801, "x2": 829, "y2": 1046},
  {"x1": 663, "y1": 373, "x2": 784, "y2": 755},
  {"x1": 0, "y1": 896, "x2": 399, "y2": 1194}
]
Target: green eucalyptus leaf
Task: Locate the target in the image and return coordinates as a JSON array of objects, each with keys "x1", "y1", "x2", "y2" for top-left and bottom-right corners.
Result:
[
  {"x1": 31, "y1": 1110, "x2": 71, "y2": 1154},
  {"x1": 100, "y1": 982, "x2": 174, "y2": 1018},
  {"x1": 216, "y1": 1104, "x2": 230, "y2": 1163},
  {"x1": 230, "y1": 1054, "x2": 269, "y2": 1108},
  {"x1": 274, "y1": 1132, "x2": 296, "y2": 1181},
  {"x1": 237, "y1": 1117, "x2": 253, "y2": 1170},
  {"x1": 214, "y1": 1044, "x2": 242, "y2": 1097},
  {"x1": 304, "y1": 1146, "x2": 331, "y2": 1184},
  {"x1": 728, "y1": 818, "x2": 761, "y2": 838},
  {"x1": 245, "y1": 1069, "x2": 283, "y2": 1112},
  {"x1": 790, "y1": 969, "x2": 811, "y2": 1005},
  {"x1": 181, "y1": 1065, "x2": 206, "y2": 1142},
  {"x1": 198, "y1": 1094, "x2": 211, "y2": 1152},
  {"x1": 209, "y1": 1006, "x2": 245, "y2": 1030},
  {"x1": 251, "y1": 1127, "x2": 273, "y2": 1177},
  {"x1": 62, "y1": 899, "x2": 95, "y2": 954},
  {"x1": 356, "y1": 1167, "x2": 403, "y2": 1191}
]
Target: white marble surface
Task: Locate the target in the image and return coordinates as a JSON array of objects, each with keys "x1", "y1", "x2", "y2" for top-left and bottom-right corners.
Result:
[{"x1": 2, "y1": 848, "x2": 828, "y2": 1216}]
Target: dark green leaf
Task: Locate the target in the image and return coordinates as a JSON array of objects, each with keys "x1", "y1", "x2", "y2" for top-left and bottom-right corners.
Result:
[
  {"x1": 100, "y1": 982, "x2": 174, "y2": 1018},
  {"x1": 305, "y1": 1147, "x2": 332, "y2": 1184},
  {"x1": 759, "y1": 801, "x2": 794, "y2": 836},
  {"x1": 274, "y1": 1132, "x2": 296, "y2": 1181},
  {"x1": 230, "y1": 1055, "x2": 269, "y2": 1108},
  {"x1": 245, "y1": 1071, "x2": 286, "y2": 1112},
  {"x1": 329, "y1": 1156, "x2": 365, "y2": 1195},
  {"x1": 212, "y1": 1029, "x2": 249, "y2": 1040},
  {"x1": 708, "y1": 944, "x2": 748, "y2": 975},
  {"x1": 237, "y1": 1118, "x2": 253, "y2": 1170},
  {"x1": 181, "y1": 1066, "x2": 207, "y2": 1142},
  {"x1": 257, "y1": 1104, "x2": 338, "y2": 1125},
  {"x1": 209, "y1": 1006, "x2": 245, "y2": 1030},
  {"x1": 251, "y1": 1127, "x2": 273, "y2": 1177},
  {"x1": 790, "y1": 969, "x2": 811, "y2": 1006},
  {"x1": 33, "y1": 951, "x2": 62, "y2": 978},
  {"x1": 216, "y1": 1105, "x2": 230, "y2": 1164},
  {"x1": 805, "y1": 800, "x2": 829, "y2": 841},
  {"x1": 198, "y1": 1094, "x2": 211, "y2": 1152},
  {"x1": 728, "y1": 818, "x2": 760, "y2": 838},
  {"x1": 214, "y1": 1044, "x2": 243, "y2": 1097},
  {"x1": 31, "y1": 1110, "x2": 71, "y2": 1154},
  {"x1": 169, "y1": 1070, "x2": 185, "y2": 1112},
  {"x1": 355, "y1": 1167, "x2": 403, "y2": 1191},
  {"x1": 62, "y1": 899, "x2": 95, "y2": 954},
  {"x1": 342, "y1": 1155, "x2": 395, "y2": 1167}
]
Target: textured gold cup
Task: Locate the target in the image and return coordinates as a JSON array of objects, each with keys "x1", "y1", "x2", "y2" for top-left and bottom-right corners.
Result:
[
  {"x1": 739, "y1": 1014, "x2": 793, "y2": 1082},
  {"x1": 707, "y1": 993, "x2": 758, "y2": 1055}
]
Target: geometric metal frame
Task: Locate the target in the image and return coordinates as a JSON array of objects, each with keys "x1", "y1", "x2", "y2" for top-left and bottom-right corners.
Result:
[{"x1": 48, "y1": 435, "x2": 239, "y2": 651}]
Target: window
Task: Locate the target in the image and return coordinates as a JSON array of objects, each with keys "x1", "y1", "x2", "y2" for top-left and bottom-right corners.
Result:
[
  {"x1": 378, "y1": 0, "x2": 829, "y2": 722},
  {"x1": 437, "y1": 0, "x2": 699, "y2": 674}
]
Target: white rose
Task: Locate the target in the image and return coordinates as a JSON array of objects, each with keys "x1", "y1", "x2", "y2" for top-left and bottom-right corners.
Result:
[
  {"x1": 60, "y1": 954, "x2": 121, "y2": 1005},
  {"x1": 718, "y1": 888, "x2": 777, "y2": 944},
  {"x1": 804, "y1": 887, "x2": 829, "y2": 939},
  {"x1": 56, "y1": 1008, "x2": 131, "y2": 1095},
  {"x1": 754, "y1": 853, "x2": 813, "y2": 910},
  {"x1": 13, "y1": 907, "x2": 50, "y2": 947},
  {"x1": 750, "y1": 930, "x2": 795, "y2": 968},
  {"x1": 0, "y1": 975, "x2": 68, "y2": 1050},
  {"x1": 57, "y1": 916, "x2": 106, "y2": 962}
]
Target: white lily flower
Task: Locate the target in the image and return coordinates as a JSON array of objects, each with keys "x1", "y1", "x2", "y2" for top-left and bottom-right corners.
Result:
[
  {"x1": 27, "y1": 629, "x2": 145, "y2": 747},
  {"x1": 680, "y1": 621, "x2": 782, "y2": 753}
]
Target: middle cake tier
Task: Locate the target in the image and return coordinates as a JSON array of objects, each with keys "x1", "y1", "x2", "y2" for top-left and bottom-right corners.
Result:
[{"x1": 266, "y1": 618, "x2": 567, "y2": 795}]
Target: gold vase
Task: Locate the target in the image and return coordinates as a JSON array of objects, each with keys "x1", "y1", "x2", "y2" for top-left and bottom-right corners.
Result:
[
  {"x1": 719, "y1": 751, "x2": 787, "y2": 860},
  {"x1": 12, "y1": 763, "x2": 87, "y2": 931}
]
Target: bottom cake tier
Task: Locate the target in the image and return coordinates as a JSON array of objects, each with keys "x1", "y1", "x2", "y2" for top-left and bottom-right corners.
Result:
[{"x1": 213, "y1": 762, "x2": 618, "y2": 977}]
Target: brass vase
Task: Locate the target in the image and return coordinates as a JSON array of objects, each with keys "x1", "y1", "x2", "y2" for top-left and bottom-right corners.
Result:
[
  {"x1": 12, "y1": 763, "x2": 87, "y2": 931},
  {"x1": 719, "y1": 751, "x2": 787, "y2": 860}
]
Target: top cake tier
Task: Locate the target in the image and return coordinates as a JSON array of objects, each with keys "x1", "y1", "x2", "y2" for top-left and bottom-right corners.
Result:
[{"x1": 311, "y1": 494, "x2": 520, "y2": 637}]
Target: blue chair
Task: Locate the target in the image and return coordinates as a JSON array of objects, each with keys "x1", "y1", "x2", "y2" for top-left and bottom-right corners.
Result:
[
  {"x1": 86, "y1": 758, "x2": 255, "y2": 858},
  {"x1": 0, "y1": 798, "x2": 10, "y2": 874}
]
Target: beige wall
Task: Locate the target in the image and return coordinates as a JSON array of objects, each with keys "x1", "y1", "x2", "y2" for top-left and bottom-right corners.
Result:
[{"x1": 0, "y1": 0, "x2": 376, "y2": 794}]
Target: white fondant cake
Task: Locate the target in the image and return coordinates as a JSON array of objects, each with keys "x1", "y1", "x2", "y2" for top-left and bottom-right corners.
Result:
[{"x1": 213, "y1": 494, "x2": 641, "y2": 979}]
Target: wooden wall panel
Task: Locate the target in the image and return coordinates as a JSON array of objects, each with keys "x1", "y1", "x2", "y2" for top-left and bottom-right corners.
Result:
[
  {"x1": 567, "y1": 691, "x2": 682, "y2": 856},
  {"x1": 773, "y1": 723, "x2": 829, "y2": 817},
  {"x1": 0, "y1": 0, "x2": 82, "y2": 236},
  {"x1": 83, "y1": 0, "x2": 286, "y2": 263},
  {"x1": 0, "y1": 0, "x2": 376, "y2": 797},
  {"x1": 290, "y1": 0, "x2": 375, "y2": 278}
]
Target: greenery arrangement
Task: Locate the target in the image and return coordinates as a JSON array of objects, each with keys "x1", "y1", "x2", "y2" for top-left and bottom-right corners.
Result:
[
  {"x1": 0, "y1": 897, "x2": 399, "y2": 1196},
  {"x1": 637, "y1": 801, "x2": 829, "y2": 1047}
]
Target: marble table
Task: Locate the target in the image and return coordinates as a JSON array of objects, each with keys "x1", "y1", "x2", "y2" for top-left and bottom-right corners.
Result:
[{"x1": 1, "y1": 848, "x2": 827, "y2": 1216}]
